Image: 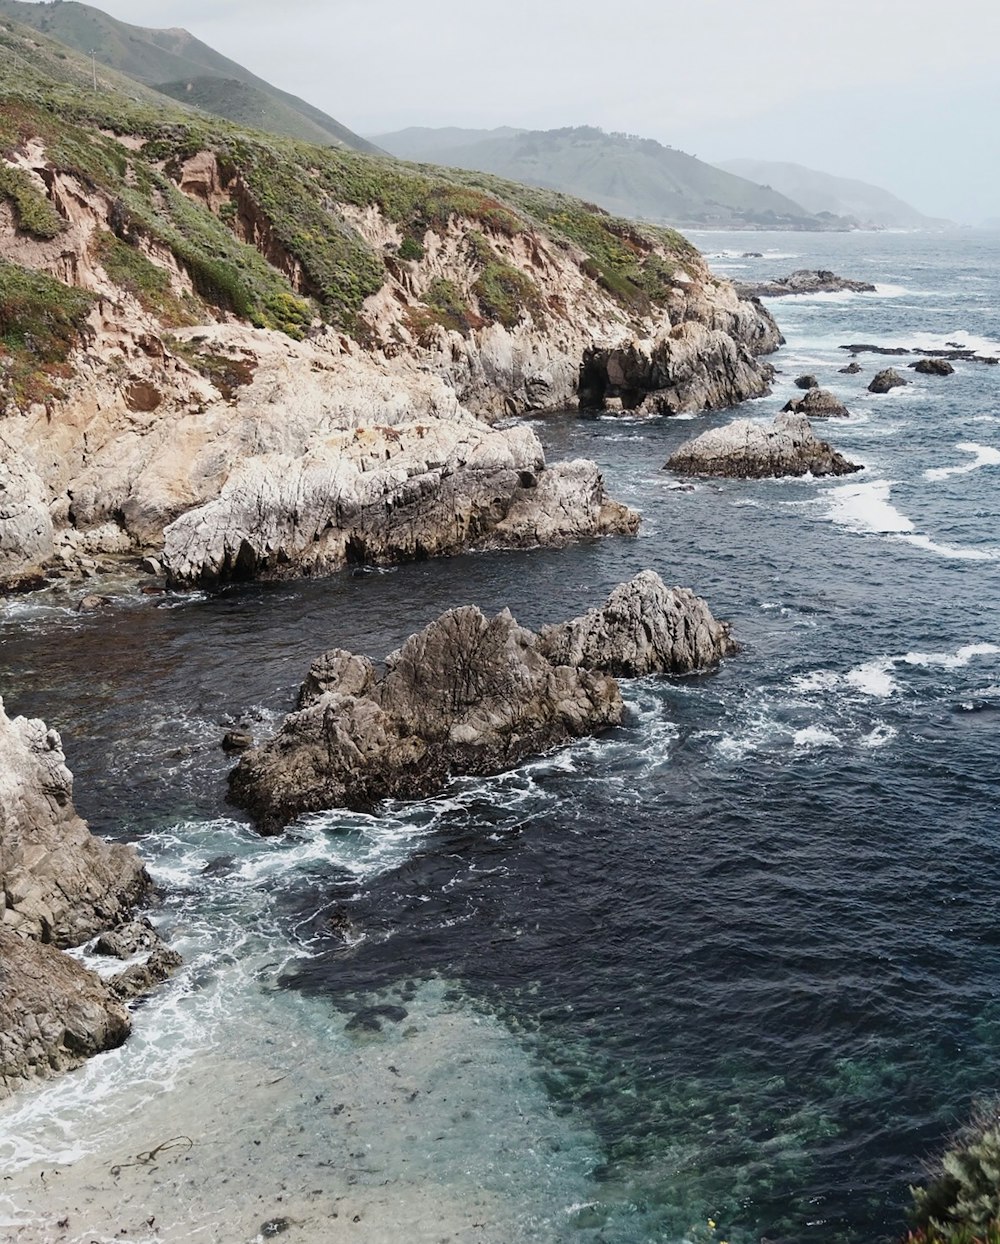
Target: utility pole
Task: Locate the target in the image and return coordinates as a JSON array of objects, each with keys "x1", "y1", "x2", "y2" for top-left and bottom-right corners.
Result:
[{"x1": 90, "y1": 47, "x2": 96, "y2": 94}]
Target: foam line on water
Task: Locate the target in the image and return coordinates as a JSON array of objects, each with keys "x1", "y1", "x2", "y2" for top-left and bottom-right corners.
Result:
[
  {"x1": 825, "y1": 480, "x2": 913, "y2": 534},
  {"x1": 925, "y1": 443, "x2": 1000, "y2": 481}
]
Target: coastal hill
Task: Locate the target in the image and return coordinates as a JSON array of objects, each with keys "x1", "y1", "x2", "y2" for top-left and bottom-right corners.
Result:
[
  {"x1": 0, "y1": 0, "x2": 382, "y2": 153},
  {"x1": 717, "y1": 158, "x2": 951, "y2": 231},
  {"x1": 0, "y1": 8, "x2": 780, "y2": 593},
  {"x1": 371, "y1": 125, "x2": 853, "y2": 231}
]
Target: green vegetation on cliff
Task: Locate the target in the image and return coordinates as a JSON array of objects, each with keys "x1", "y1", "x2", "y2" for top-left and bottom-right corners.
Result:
[
  {"x1": 905, "y1": 1103, "x2": 1000, "y2": 1244},
  {"x1": 0, "y1": 6, "x2": 707, "y2": 380},
  {"x1": 0, "y1": 258, "x2": 93, "y2": 404}
]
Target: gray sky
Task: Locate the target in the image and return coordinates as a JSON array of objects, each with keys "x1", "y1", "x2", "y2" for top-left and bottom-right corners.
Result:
[{"x1": 90, "y1": 0, "x2": 999, "y2": 222}]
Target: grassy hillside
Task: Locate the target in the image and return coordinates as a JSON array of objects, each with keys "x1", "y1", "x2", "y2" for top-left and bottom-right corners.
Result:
[
  {"x1": 0, "y1": 0, "x2": 381, "y2": 153},
  {"x1": 717, "y1": 158, "x2": 951, "y2": 230},
  {"x1": 0, "y1": 13, "x2": 706, "y2": 404},
  {"x1": 372, "y1": 125, "x2": 849, "y2": 231}
]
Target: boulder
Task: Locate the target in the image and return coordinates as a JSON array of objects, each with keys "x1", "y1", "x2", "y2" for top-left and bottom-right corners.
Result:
[
  {"x1": 839, "y1": 362, "x2": 863, "y2": 375},
  {"x1": 0, "y1": 452, "x2": 54, "y2": 584},
  {"x1": 736, "y1": 269, "x2": 876, "y2": 299},
  {"x1": 666, "y1": 413, "x2": 862, "y2": 480},
  {"x1": 911, "y1": 358, "x2": 955, "y2": 376},
  {"x1": 229, "y1": 573, "x2": 734, "y2": 833},
  {"x1": 868, "y1": 368, "x2": 908, "y2": 394},
  {"x1": 794, "y1": 374, "x2": 819, "y2": 390},
  {"x1": 539, "y1": 571, "x2": 737, "y2": 676},
  {"x1": 782, "y1": 388, "x2": 851, "y2": 418}
]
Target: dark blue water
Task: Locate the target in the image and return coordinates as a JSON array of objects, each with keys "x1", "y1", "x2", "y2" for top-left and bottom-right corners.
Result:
[{"x1": 2, "y1": 229, "x2": 999, "y2": 1243}]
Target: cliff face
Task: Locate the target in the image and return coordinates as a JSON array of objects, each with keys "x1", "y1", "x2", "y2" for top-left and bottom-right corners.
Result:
[
  {"x1": 0, "y1": 699, "x2": 160, "y2": 1096},
  {"x1": 0, "y1": 54, "x2": 779, "y2": 589}
]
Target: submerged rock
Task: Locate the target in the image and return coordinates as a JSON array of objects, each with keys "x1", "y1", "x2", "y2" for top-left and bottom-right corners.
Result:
[
  {"x1": 0, "y1": 699, "x2": 176, "y2": 1096},
  {"x1": 736, "y1": 269, "x2": 876, "y2": 299},
  {"x1": 666, "y1": 413, "x2": 862, "y2": 479},
  {"x1": 782, "y1": 388, "x2": 851, "y2": 418},
  {"x1": 868, "y1": 368, "x2": 908, "y2": 394},
  {"x1": 229, "y1": 572, "x2": 734, "y2": 833}
]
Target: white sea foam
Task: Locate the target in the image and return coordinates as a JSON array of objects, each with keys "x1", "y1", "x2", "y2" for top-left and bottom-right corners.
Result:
[
  {"x1": 861, "y1": 723, "x2": 898, "y2": 748},
  {"x1": 846, "y1": 659, "x2": 900, "y2": 698},
  {"x1": 791, "y1": 670, "x2": 841, "y2": 694},
  {"x1": 924, "y1": 443, "x2": 1000, "y2": 481},
  {"x1": 825, "y1": 480, "x2": 913, "y2": 535},
  {"x1": 793, "y1": 726, "x2": 841, "y2": 748},
  {"x1": 900, "y1": 534, "x2": 1000, "y2": 561},
  {"x1": 902, "y1": 644, "x2": 1000, "y2": 670}
]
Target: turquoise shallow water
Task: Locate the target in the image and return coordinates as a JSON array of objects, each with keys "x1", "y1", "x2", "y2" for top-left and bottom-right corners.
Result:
[{"x1": 2, "y1": 229, "x2": 1000, "y2": 1242}]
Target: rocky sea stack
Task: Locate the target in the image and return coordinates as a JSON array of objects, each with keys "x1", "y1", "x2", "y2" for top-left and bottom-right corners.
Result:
[
  {"x1": 736, "y1": 269, "x2": 877, "y2": 299},
  {"x1": 0, "y1": 700, "x2": 177, "y2": 1096},
  {"x1": 229, "y1": 571, "x2": 736, "y2": 833},
  {"x1": 667, "y1": 413, "x2": 862, "y2": 479}
]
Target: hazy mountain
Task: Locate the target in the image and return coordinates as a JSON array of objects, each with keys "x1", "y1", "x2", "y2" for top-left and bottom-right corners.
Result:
[
  {"x1": 0, "y1": 0, "x2": 380, "y2": 153},
  {"x1": 371, "y1": 126, "x2": 850, "y2": 231},
  {"x1": 717, "y1": 159, "x2": 951, "y2": 230}
]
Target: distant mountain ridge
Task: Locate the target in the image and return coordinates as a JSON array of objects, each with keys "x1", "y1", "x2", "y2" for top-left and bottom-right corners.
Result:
[
  {"x1": 717, "y1": 159, "x2": 950, "y2": 230},
  {"x1": 371, "y1": 125, "x2": 854, "y2": 232},
  {"x1": 0, "y1": 0, "x2": 380, "y2": 153}
]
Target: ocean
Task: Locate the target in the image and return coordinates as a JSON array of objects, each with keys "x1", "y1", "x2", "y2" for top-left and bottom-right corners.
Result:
[{"x1": 1, "y1": 228, "x2": 998, "y2": 1243}]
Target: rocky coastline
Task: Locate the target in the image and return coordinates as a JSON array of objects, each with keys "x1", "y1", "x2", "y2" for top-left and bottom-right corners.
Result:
[
  {"x1": 0, "y1": 699, "x2": 178, "y2": 1097},
  {"x1": 230, "y1": 572, "x2": 736, "y2": 834}
]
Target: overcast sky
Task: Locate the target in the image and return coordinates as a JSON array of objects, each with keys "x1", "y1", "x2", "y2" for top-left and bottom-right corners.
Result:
[{"x1": 88, "y1": 0, "x2": 999, "y2": 222}]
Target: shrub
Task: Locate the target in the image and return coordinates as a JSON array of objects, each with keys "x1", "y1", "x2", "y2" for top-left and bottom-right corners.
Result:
[
  {"x1": 0, "y1": 163, "x2": 64, "y2": 239},
  {"x1": 0, "y1": 259, "x2": 93, "y2": 406},
  {"x1": 907, "y1": 1102, "x2": 1000, "y2": 1242}
]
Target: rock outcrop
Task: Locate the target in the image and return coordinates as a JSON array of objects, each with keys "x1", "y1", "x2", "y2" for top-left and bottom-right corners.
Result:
[
  {"x1": 229, "y1": 572, "x2": 734, "y2": 833},
  {"x1": 911, "y1": 358, "x2": 955, "y2": 376},
  {"x1": 162, "y1": 422, "x2": 636, "y2": 586},
  {"x1": 868, "y1": 368, "x2": 908, "y2": 394},
  {"x1": 794, "y1": 374, "x2": 819, "y2": 390},
  {"x1": 0, "y1": 698, "x2": 174, "y2": 1096},
  {"x1": 538, "y1": 570, "x2": 737, "y2": 675},
  {"x1": 578, "y1": 312, "x2": 781, "y2": 416},
  {"x1": 666, "y1": 413, "x2": 862, "y2": 479},
  {"x1": 782, "y1": 388, "x2": 851, "y2": 418},
  {"x1": 736, "y1": 269, "x2": 876, "y2": 299}
]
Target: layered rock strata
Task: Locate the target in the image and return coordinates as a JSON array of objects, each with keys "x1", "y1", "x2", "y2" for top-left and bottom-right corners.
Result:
[
  {"x1": 230, "y1": 572, "x2": 734, "y2": 833},
  {"x1": 0, "y1": 699, "x2": 173, "y2": 1095},
  {"x1": 666, "y1": 413, "x2": 862, "y2": 479}
]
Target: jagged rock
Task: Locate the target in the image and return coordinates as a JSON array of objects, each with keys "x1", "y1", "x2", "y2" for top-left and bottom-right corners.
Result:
[
  {"x1": 229, "y1": 573, "x2": 733, "y2": 833},
  {"x1": 0, "y1": 926, "x2": 131, "y2": 1094},
  {"x1": 0, "y1": 699, "x2": 173, "y2": 1096},
  {"x1": 110, "y1": 947, "x2": 184, "y2": 1002},
  {"x1": 736, "y1": 269, "x2": 876, "y2": 298},
  {"x1": 782, "y1": 388, "x2": 851, "y2": 418},
  {"x1": 579, "y1": 318, "x2": 778, "y2": 415},
  {"x1": 794, "y1": 374, "x2": 819, "y2": 390},
  {"x1": 538, "y1": 571, "x2": 737, "y2": 675},
  {"x1": 162, "y1": 424, "x2": 637, "y2": 586},
  {"x1": 868, "y1": 368, "x2": 908, "y2": 394},
  {"x1": 839, "y1": 362, "x2": 863, "y2": 375},
  {"x1": 221, "y1": 730, "x2": 255, "y2": 752},
  {"x1": 77, "y1": 594, "x2": 113, "y2": 612},
  {"x1": 93, "y1": 918, "x2": 160, "y2": 959},
  {"x1": 230, "y1": 606, "x2": 623, "y2": 833},
  {"x1": 666, "y1": 413, "x2": 862, "y2": 479},
  {"x1": 911, "y1": 358, "x2": 955, "y2": 376}
]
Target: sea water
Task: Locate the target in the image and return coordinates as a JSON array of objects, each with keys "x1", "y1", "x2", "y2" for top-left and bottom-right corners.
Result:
[{"x1": 1, "y1": 228, "x2": 999, "y2": 1243}]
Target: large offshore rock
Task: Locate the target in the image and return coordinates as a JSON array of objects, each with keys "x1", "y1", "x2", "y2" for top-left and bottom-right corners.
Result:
[
  {"x1": 782, "y1": 388, "x2": 851, "y2": 418},
  {"x1": 0, "y1": 698, "x2": 175, "y2": 1097},
  {"x1": 230, "y1": 572, "x2": 735, "y2": 833},
  {"x1": 162, "y1": 423, "x2": 637, "y2": 586},
  {"x1": 736, "y1": 269, "x2": 876, "y2": 298},
  {"x1": 868, "y1": 368, "x2": 909, "y2": 394},
  {"x1": 539, "y1": 570, "x2": 737, "y2": 675},
  {"x1": 666, "y1": 413, "x2": 862, "y2": 479}
]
